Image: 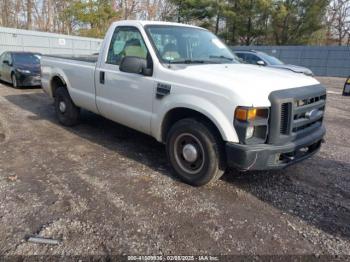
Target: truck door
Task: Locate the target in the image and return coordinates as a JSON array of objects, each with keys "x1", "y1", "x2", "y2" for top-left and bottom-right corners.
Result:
[{"x1": 95, "y1": 26, "x2": 154, "y2": 135}]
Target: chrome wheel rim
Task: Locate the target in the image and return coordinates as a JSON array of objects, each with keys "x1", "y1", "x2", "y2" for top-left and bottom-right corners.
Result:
[
  {"x1": 174, "y1": 133, "x2": 205, "y2": 174},
  {"x1": 59, "y1": 101, "x2": 66, "y2": 113},
  {"x1": 12, "y1": 76, "x2": 16, "y2": 87}
]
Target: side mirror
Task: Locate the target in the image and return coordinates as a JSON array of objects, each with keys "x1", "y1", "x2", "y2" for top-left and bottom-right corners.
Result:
[
  {"x1": 3, "y1": 60, "x2": 9, "y2": 65},
  {"x1": 120, "y1": 56, "x2": 152, "y2": 76},
  {"x1": 256, "y1": 60, "x2": 265, "y2": 66}
]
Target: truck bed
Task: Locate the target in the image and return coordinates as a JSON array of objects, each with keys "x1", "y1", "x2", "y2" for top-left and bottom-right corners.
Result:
[
  {"x1": 43, "y1": 54, "x2": 98, "y2": 63},
  {"x1": 41, "y1": 53, "x2": 98, "y2": 113}
]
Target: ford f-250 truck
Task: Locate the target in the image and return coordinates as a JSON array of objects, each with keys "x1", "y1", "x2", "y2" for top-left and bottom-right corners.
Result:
[{"x1": 41, "y1": 21, "x2": 326, "y2": 186}]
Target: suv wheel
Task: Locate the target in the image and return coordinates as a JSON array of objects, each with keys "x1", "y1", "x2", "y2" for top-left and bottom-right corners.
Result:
[
  {"x1": 166, "y1": 118, "x2": 225, "y2": 186},
  {"x1": 54, "y1": 86, "x2": 80, "y2": 126}
]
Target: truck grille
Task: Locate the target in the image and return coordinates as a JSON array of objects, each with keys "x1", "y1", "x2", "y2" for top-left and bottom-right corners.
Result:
[
  {"x1": 268, "y1": 85, "x2": 326, "y2": 145},
  {"x1": 291, "y1": 94, "x2": 326, "y2": 133},
  {"x1": 280, "y1": 102, "x2": 291, "y2": 134}
]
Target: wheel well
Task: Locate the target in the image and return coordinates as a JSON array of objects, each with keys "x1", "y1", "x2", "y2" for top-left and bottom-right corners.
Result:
[
  {"x1": 51, "y1": 76, "x2": 66, "y2": 96},
  {"x1": 161, "y1": 108, "x2": 224, "y2": 143}
]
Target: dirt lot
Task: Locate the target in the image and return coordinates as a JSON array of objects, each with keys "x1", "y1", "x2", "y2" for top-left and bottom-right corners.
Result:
[{"x1": 0, "y1": 76, "x2": 349, "y2": 256}]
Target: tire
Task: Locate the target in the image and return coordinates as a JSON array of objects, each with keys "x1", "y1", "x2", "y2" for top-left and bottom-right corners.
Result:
[
  {"x1": 166, "y1": 118, "x2": 226, "y2": 186},
  {"x1": 54, "y1": 86, "x2": 80, "y2": 126},
  {"x1": 12, "y1": 73, "x2": 19, "y2": 89}
]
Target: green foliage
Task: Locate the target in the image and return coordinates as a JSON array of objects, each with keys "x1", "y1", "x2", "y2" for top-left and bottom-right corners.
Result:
[
  {"x1": 170, "y1": 0, "x2": 329, "y2": 45},
  {"x1": 270, "y1": 0, "x2": 329, "y2": 45},
  {"x1": 226, "y1": 0, "x2": 272, "y2": 45},
  {"x1": 64, "y1": 0, "x2": 120, "y2": 38},
  {"x1": 170, "y1": 0, "x2": 217, "y2": 26}
]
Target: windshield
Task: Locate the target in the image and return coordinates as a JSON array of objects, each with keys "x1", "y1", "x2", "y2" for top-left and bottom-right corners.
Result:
[
  {"x1": 13, "y1": 53, "x2": 41, "y2": 65},
  {"x1": 145, "y1": 25, "x2": 239, "y2": 64},
  {"x1": 259, "y1": 53, "x2": 284, "y2": 65}
]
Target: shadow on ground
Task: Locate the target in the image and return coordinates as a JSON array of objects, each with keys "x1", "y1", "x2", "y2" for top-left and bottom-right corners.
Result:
[{"x1": 4, "y1": 92, "x2": 350, "y2": 241}]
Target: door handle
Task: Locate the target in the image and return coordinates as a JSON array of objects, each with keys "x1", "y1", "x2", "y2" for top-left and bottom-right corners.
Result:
[{"x1": 100, "y1": 71, "x2": 105, "y2": 84}]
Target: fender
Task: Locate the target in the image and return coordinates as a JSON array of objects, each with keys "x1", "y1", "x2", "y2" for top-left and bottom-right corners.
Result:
[
  {"x1": 152, "y1": 94, "x2": 239, "y2": 143},
  {"x1": 42, "y1": 60, "x2": 99, "y2": 114},
  {"x1": 41, "y1": 65, "x2": 71, "y2": 98}
]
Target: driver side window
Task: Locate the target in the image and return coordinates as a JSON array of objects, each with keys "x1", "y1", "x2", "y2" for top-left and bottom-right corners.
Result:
[
  {"x1": 2, "y1": 53, "x2": 8, "y2": 63},
  {"x1": 106, "y1": 27, "x2": 148, "y2": 66}
]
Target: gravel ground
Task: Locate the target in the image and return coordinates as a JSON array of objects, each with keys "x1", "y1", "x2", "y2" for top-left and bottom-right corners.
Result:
[{"x1": 0, "y1": 76, "x2": 349, "y2": 257}]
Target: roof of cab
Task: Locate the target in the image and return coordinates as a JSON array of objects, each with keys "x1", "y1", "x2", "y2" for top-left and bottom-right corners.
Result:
[{"x1": 112, "y1": 20, "x2": 204, "y2": 30}]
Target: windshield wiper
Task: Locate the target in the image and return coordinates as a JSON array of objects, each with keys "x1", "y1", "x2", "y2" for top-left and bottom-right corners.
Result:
[
  {"x1": 169, "y1": 59, "x2": 206, "y2": 64},
  {"x1": 209, "y1": 55, "x2": 234, "y2": 61}
]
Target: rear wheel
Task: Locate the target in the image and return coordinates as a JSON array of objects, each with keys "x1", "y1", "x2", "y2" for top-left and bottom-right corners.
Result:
[
  {"x1": 166, "y1": 118, "x2": 226, "y2": 186},
  {"x1": 54, "y1": 86, "x2": 80, "y2": 126}
]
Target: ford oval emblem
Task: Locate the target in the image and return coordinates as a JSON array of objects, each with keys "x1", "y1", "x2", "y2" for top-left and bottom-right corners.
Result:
[{"x1": 305, "y1": 109, "x2": 318, "y2": 119}]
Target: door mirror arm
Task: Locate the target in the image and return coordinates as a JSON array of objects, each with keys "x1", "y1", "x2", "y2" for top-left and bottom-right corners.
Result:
[{"x1": 141, "y1": 67, "x2": 153, "y2": 76}]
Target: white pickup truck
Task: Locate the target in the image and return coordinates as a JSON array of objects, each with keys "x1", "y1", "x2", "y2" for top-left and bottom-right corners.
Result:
[{"x1": 41, "y1": 20, "x2": 326, "y2": 186}]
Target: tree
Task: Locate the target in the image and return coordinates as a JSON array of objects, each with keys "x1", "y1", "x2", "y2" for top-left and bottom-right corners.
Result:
[
  {"x1": 235, "y1": 0, "x2": 272, "y2": 45},
  {"x1": 26, "y1": 0, "x2": 33, "y2": 29},
  {"x1": 170, "y1": 0, "x2": 217, "y2": 27},
  {"x1": 271, "y1": 0, "x2": 329, "y2": 45},
  {"x1": 63, "y1": 0, "x2": 120, "y2": 38},
  {"x1": 326, "y1": 0, "x2": 350, "y2": 45}
]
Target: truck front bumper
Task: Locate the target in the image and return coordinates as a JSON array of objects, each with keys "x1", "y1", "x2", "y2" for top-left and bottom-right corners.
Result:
[{"x1": 226, "y1": 126, "x2": 325, "y2": 171}]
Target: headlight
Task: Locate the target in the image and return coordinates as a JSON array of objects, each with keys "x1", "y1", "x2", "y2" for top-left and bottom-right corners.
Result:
[
  {"x1": 234, "y1": 106, "x2": 269, "y2": 144},
  {"x1": 16, "y1": 68, "x2": 31, "y2": 74},
  {"x1": 245, "y1": 126, "x2": 255, "y2": 139}
]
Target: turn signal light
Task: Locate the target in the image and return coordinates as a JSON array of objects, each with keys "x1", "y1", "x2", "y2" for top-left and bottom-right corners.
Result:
[
  {"x1": 235, "y1": 108, "x2": 257, "y2": 121},
  {"x1": 235, "y1": 107, "x2": 269, "y2": 121}
]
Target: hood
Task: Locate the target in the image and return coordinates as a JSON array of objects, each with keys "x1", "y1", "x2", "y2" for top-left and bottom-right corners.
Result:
[
  {"x1": 15, "y1": 63, "x2": 41, "y2": 74},
  {"x1": 269, "y1": 64, "x2": 313, "y2": 76},
  {"x1": 164, "y1": 64, "x2": 319, "y2": 106},
  {"x1": 165, "y1": 63, "x2": 319, "y2": 106}
]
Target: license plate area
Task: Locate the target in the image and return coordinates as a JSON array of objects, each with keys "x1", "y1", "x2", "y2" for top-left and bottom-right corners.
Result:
[{"x1": 278, "y1": 140, "x2": 322, "y2": 164}]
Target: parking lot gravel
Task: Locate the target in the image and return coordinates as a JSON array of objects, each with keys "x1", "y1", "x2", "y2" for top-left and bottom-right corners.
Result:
[{"x1": 0, "y1": 76, "x2": 349, "y2": 256}]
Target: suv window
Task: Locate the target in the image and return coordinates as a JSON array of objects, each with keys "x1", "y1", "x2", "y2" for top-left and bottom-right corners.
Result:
[
  {"x1": 235, "y1": 53, "x2": 245, "y2": 59},
  {"x1": 235, "y1": 53, "x2": 246, "y2": 62},
  {"x1": 2, "y1": 53, "x2": 12, "y2": 65},
  {"x1": 244, "y1": 53, "x2": 261, "y2": 64},
  {"x1": 106, "y1": 27, "x2": 148, "y2": 65}
]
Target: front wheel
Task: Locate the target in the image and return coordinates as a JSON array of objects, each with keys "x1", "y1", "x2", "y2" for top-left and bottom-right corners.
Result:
[
  {"x1": 166, "y1": 118, "x2": 226, "y2": 186},
  {"x1": 54, "y1": 86, "x2": 80, "y2": 126},
  {"x1": 12, "y1": 74, "x2": 19, "y2": 88}
]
